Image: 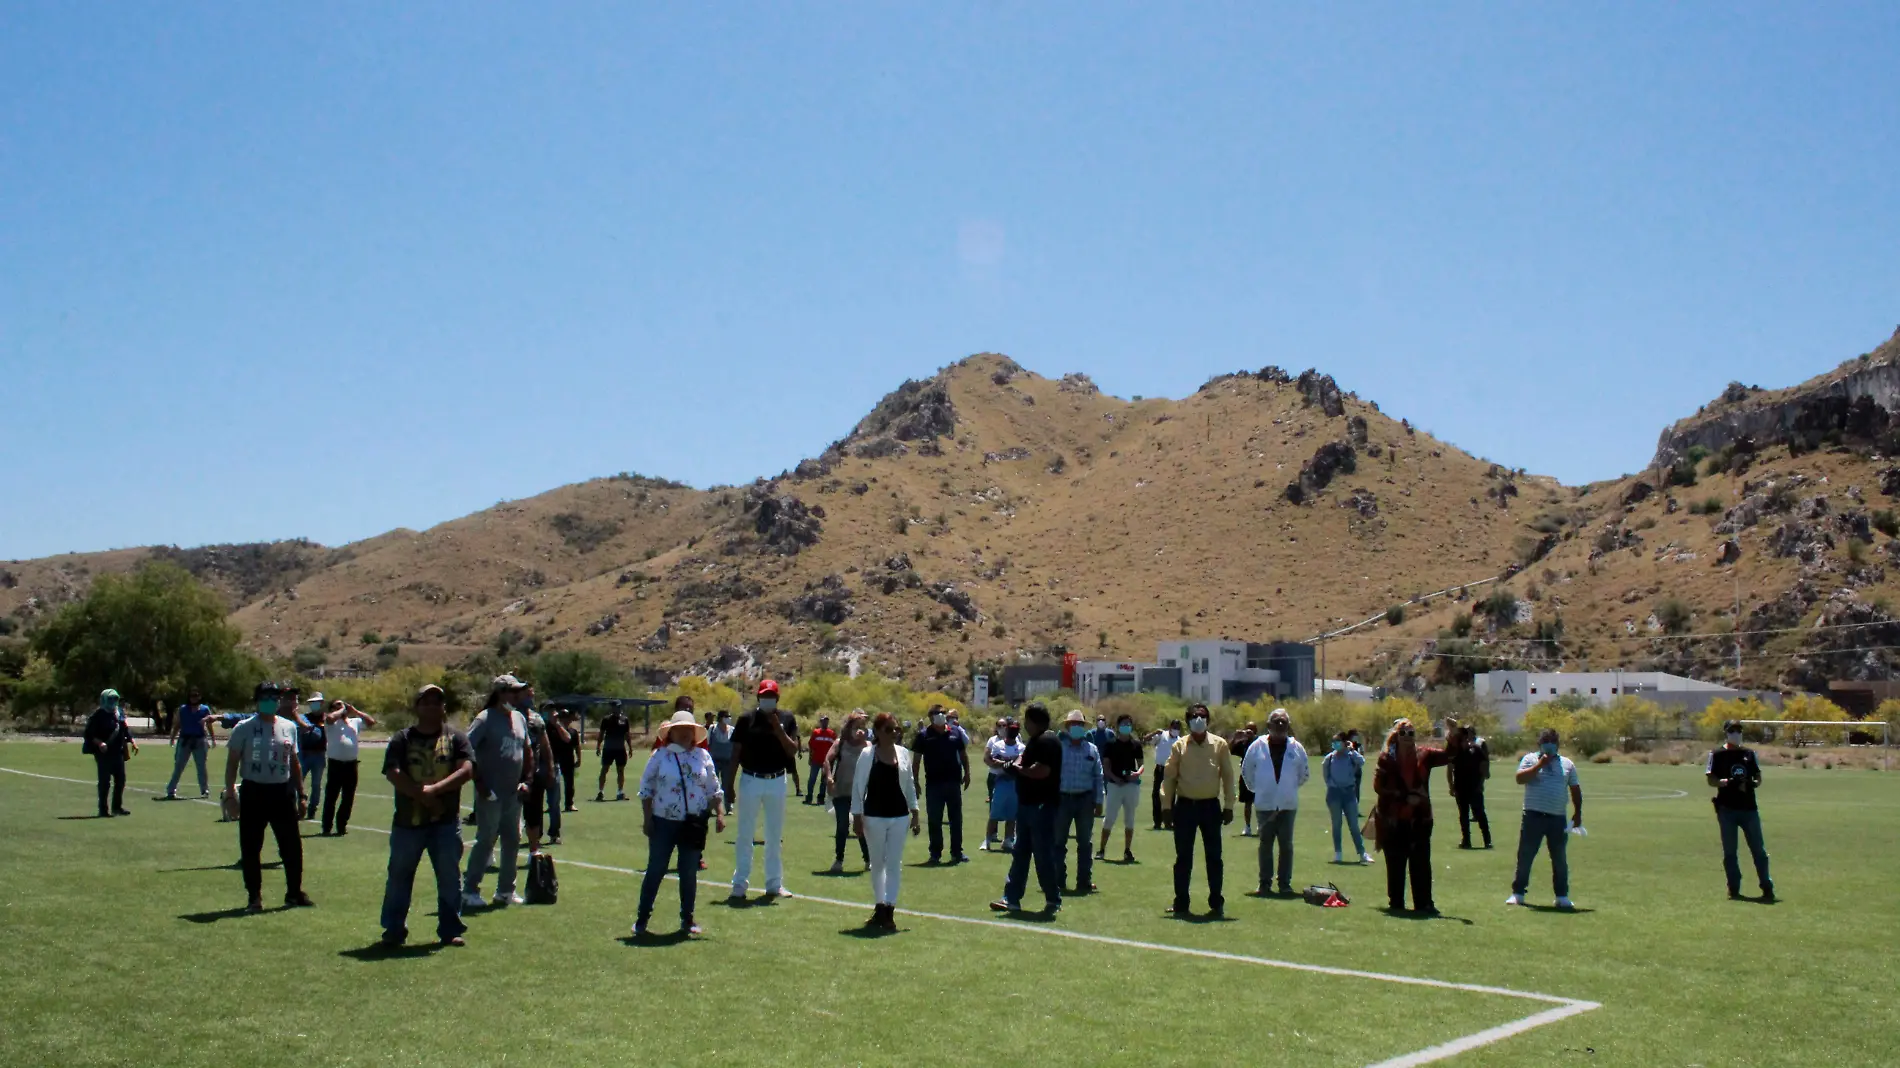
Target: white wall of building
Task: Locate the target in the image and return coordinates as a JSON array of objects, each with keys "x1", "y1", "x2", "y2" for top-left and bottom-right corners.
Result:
[{"x1": 1474, "y1": 670, "x2": 1740, "y2": 730}]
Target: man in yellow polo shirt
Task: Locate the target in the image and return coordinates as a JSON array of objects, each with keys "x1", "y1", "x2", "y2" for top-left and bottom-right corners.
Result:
[{"x1": 1160, "y1": 703, "x2": 1235, "y2": 917}]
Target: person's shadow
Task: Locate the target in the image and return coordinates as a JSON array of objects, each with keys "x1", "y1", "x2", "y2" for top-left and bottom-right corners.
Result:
[
  {"x1": 1379, "y1": 907, "x2": 1476, "y2": 925},
  {"x1": 179, "y1": 906, "x2": 259, "y2": 924},
  {"x1": 338, "y1": 943, "x2": 443, "y2": 961},
  {"x1": 620, "y1": 931, "x2": 692, "y2": 947},
  {"x1": 1521, "y1": 904, "x2": 1595, "y2": 915},
  {"x1": 839, "y1": 925, "x2": 898, "y2": 939}
]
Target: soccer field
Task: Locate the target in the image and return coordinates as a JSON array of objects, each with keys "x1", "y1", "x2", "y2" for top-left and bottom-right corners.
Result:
[{"x1": 1, "y1": 740, "x2": 1894, "y2": 1067}]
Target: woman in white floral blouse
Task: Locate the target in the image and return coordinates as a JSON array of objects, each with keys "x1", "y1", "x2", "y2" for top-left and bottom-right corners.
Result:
[{"x1": 634, "y1": 711, "x2": 726, "y2": 937}]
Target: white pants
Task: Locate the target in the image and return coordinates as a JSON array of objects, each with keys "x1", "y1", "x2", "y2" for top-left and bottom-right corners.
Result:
[
  {"x1": 863, "y1": 815, "x2": 909, "y2": 905},
  {"x1": 1102, "y1": 781, "x2": 1141, "y2": 832},
  {"x1": 731, "y1": 772, "x2": 788, "y2": 895}
]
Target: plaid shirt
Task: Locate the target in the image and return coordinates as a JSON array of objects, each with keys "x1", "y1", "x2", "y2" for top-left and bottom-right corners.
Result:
[{"x1": 1057, "y1": 737, "x2": 1105, "y2": 803}]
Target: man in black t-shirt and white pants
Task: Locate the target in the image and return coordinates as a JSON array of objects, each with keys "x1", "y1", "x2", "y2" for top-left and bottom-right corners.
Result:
[
  {"x1": 1707, "y1": 719, "x2": 1775, "y2": 902},
  {"x1": 729, "y1": 679, "x2": 798, "y2": 901}
]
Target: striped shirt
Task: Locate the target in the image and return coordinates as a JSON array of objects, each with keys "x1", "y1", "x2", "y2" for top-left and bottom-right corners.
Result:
[
  {"x1": 1058, "y1": 738, "x2": 1105, "y2": 803},
  {"x1": 1517, "y1": 753, "x2": 1579, "y2": 815}
]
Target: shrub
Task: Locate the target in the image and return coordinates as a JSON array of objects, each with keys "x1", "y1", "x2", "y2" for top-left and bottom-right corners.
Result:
[
  {"x1": 292, "y1": 647, "x2": 327, "y2": 673},
  {"x1": 1848, "y1": 538, "x2": 1868, "y2": 566},
  {"x1": 1385, "y1": 604, "x2": 1406, "y2": 626},
  {"x1": 359, "y1": 631, "x2": 382, "y2": 646},
  {"x1": 1480, "y1": 590, "x2": 1519, "y2": 628},
  {"x1": 1654, "y1": 597, "x2": 1692, "y2": 635},
  {"x1": 1874, "y1": 510, "x2": 1900, "y2": 538}
]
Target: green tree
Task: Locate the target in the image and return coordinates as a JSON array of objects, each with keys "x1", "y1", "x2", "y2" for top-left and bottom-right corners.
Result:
[
  {"x1": 526, "y1": 649, "x2": 625, "y2": 696},
  {"x1": 27, "y1": 562, "x2": 265, "y2": 718}
]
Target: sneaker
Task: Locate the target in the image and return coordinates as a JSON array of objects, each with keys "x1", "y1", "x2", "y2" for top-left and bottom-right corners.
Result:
[
  {"x1": 284, "y1": 892, "x2": 314, "y2": 908},
  {"x1": 766, "y1": 887, "x2": 793, "y2": 899},
  {"x1": 988, "y1": 900, "x2": 1019, "y2": 913},
  {"x1": 954, "y1": 853, "x2": 970, "y2": 864},
  {"x1": 443, "y1": 935, "x2": 466, "y2": 947},
  {"x1": 1165, "y1": 903, "x2": 1188, "y2": 916},
  {"x1": 631, "y1": 922, "x2": 649, "y2": 938},
  {"x1": 113, "y1": 808, "x2": 132, "y2": 817},
  {"x1": 615, "y1": 792, "x2": 628, "y2": 801},
  {"x1": 1333, "y1": 850, "x2": 1343, "y2": 863},
  {"x1": 548, "y1": 835, "x2": 562, "y2": 846},
  {"x1": 1728, "y1": 889, "x2": 1743, "y2": 900},
  {"x1": 1123, "y1": 851, "x2": 1136, "y2": 864},
  {"x1": 1361, "y1": 853, "x2": 1376, "y2": 864},
  {"x1": 494, "y1": 892, "x2": 525, "y2": 907},
  {"x1": 1554, "y1": 897, "x2": 1575, "y2": 910},
  {"x1": 199, "y1": 790, "x2": 210, "y2": 799},
  {"x1": 163, "y1": 792, "x2": 177, "y2": 801},
  {"x1": 726, "y1": 893, "x2": 747, "y2": 905},
  {"x1": 380, "y1": 931, "x2": 406, "y2": 949},
  {"x1": 594, "y1": 792, "x2": 605, "y2": 803},
  {"x1": 685, "y1": 923, "x2": 702, "y2": 936},
  {"x1": 826, "y1": 860, "x2": 844, "y2": 875},
  {"x1": 245, "y1": 897, "x2": 264, "y2": 913},
  {"x1": 461, "y1": 891, "x2": 488, "y2": 910},
  {"x1": 1505, "y1": 893, "x2": 1525, "y2": 906},
  {"x1": 1761, "y1": 889, "x2": 1777, "y2": 903},
  {"x1": 1094, "y1": 849, "x2": 1106, "y2": 860},
  {"x1": 980, "y1": 840, "x2": 993, "y2": 852}
]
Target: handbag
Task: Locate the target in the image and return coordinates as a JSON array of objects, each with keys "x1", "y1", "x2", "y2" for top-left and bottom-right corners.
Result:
[
  {"x1": 675, "y1": 752, "x2": 712, "y2": 851},
  {"x1": 525, "y1": 852, "x2": 559, "y2": 904}
]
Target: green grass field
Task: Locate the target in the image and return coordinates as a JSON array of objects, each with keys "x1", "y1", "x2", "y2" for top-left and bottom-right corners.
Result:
[{"x1": 1, "y1": 739, "x2": 1895, "y2": 1067}]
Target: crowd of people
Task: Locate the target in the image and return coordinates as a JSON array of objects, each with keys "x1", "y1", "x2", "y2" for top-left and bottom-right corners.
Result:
[{"x1": 76, "y1": 680, "x2": 1781, "y2": 946}]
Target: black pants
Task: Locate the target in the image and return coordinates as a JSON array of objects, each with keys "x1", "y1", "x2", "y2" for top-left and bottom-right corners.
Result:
[
  {"x1": 94, "y1": 753, "x2": 126, "y2": 814},
  {"x1": 558, "y1": 759, "x2": 578, "y2": 809},
  {"x1": 239, "y1": 780, "x2": 304, "y2": 901},
  {"x1": 1455, "y1": 786, "x2": 1491, "y2": 847},
  {"x1": 833, "y1": 801, "x2": 870, "y2": 864},
  {"x1": 1152, "y1": 776, "x2": 1165, "y2": 828},
  {"x1": 1383, "y1": 819, "x2": 1434, "y2": 911},
  {"x1": 1171, "y1": 797, "x2": 1225, "y2": 911},
  {"x1": 322, "y1": 759, "x2": 359, "y2": 834}
]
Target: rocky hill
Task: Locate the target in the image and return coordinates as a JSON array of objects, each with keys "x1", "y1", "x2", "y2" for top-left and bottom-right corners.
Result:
[{"x1": 11, "y1": 330, "x2": 1900, "y2": 698}]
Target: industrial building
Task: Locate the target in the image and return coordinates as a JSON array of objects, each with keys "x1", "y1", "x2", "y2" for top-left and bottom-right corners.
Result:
[
  {"x1": 1472, "y1": 669, "x2": 1778, "y2": 729},
  {"x1": 1072, "y1": 639, "x2": 1316, "y2": 706}
]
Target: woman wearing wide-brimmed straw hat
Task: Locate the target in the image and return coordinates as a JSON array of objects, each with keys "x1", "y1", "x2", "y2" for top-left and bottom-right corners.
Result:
[{"x1": 634, "y1": 710, "x2": 726, "y2": 937}]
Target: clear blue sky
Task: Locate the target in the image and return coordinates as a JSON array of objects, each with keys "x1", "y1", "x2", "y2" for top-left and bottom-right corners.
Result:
[{"x1": 4, "y1": 3, "x2": 1897, "y2": 560}]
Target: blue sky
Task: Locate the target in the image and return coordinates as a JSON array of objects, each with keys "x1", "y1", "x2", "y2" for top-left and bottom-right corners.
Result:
[{"x1": 3, "y1": 3, "x2": 1897, "y2": 560}]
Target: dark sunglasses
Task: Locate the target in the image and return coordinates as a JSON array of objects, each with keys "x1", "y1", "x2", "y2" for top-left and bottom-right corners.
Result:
[{"x1": 1397, "y1": 728, "x2": 1416, "y2": 737}]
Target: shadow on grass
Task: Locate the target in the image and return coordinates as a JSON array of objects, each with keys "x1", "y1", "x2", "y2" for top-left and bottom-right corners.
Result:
[
  {"x1": 338, "y1": 942, "x2": 444, "y2": 961},
  {"x1": 1521, "y1": 904, "x2": 1596, "y2": 915},
  {"x1": 1731, "y1": 895, "x2": 1780, "y2": 906},
  {"x1": 179, "y1": 906, "x2": 261, "y2": 924},
  {"x1": 157, "y1": 861, "x2": 249, "y2": 873},
  {"x1": 839, "y1": 925, "x2": 897, "y2": 939},
  {"x1": 1166, "y1": 911, "x2": 1239, "y2": 924},
  {"x1": 620, "y1": 931, "x2": 693, "y2": 947},
  {"x1": 56, "y1": 815, "x2": 110, "y2": 820},
  {"x1": 810, "y1": 868, "x2": 865, "y2": 879},
  {"x1": 1379, "y1": 907, "x2": 1476, "y2": 925}
]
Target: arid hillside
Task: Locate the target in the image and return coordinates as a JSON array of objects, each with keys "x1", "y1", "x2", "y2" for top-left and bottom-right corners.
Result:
[{"x1": 10, "y1": 329, "x2": 1900, "y2": 697}]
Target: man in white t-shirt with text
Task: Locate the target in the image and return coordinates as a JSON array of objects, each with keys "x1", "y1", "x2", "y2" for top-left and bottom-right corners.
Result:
[{"x1": 1506, "y1": 728, "x2": 1584, "y2": 910}]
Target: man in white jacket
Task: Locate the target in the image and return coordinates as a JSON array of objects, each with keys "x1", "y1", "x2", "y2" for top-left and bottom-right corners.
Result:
[{"x1": 1240, "y1": 708, "x2": 1309, "y2": 896}]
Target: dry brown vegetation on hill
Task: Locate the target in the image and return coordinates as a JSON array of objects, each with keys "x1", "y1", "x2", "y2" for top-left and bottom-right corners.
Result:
[{"x1": 10, "y1": 330, "x2": 1900, "y2": 697}]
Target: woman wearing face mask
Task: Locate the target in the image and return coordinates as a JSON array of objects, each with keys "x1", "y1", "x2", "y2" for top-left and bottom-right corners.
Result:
[
  {"x1": 1322, "y1": 732, "x2": 1373, "y2": 864},
  {"x1": 851, "y1": 712, "x2": 921, "y2": 930},
  {"x1": 1371, "y1": 718, "x2": 1452, "y2": 914},
  {"x1": 984, "y1": 717, "x2": 1024, "y2": 852},
  {"x1": 823, "y1": 711, "x2": 873, "y2": 874},
  {"x1": 1097, "y1": 714, "x2": 1146, "y2": 864},
  {"x1": 634, "y1": 711, "x2": 726, "y2": 937}
]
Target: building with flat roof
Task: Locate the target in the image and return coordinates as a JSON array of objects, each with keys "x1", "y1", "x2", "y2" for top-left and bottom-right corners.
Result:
[
  {"x1": 1072, "y1": 639, "x2": 1316, "y2": 706},
  {"x1": 1473, "y1": 669, "x2": 1776, "y2": 729}
]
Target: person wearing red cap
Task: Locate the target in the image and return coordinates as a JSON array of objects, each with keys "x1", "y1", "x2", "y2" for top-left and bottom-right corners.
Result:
[{"x1": 728, "y1": 679, "x2": 798, "y2": 901}]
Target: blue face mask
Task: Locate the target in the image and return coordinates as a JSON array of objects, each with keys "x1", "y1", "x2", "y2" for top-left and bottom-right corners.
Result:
[
  {"x1": 1067, "y1": 725, "x2": 1086, "y2": 740},
  {"x1": 1332, "y1": 740, "x2": 1344, "y2": 752},
  {"x1": 258, "y1": 698, "x2": 278, "y2": 717},
  {"x1": 1540, "y1": 743, "x2": 1559, "y2": 757},
  {"x1": 758, "y1": 698, "x2": 777, "y2": 712},
  {"x1": 1118, "y1": 723, "x2": 1133, "y2": 736}
]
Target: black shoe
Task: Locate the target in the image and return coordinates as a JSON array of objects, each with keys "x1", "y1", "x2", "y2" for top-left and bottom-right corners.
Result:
[
  {"x1": 954, "y1": 853, "x2": 970, "y2": 864},
  {"x1": 246, "y1": 898, "x2": 264, "y2": 913},
  {"x1": 925, "y1": 856, "x2": 942, "y2": 866},
  {"x1": 113, "y1": 808, "x2": 131, "y2": 817},
  {"x1": 381, "y1": 931, "x2": 407, "y2": 949},
  {"x1": 98, "y1": 810, "x2": 112, "y2": 819},
  {"x1": 1457, "y1": 841, "x2": 1472, "y2": 849},
  {"x1": 284, "y1": 892, "x2": 315, "y2": 908},
  {"x1": 1761, "y1": 888, "x2": 1777, "y2": 903},
  {"x1": 1728, "y1": 889, "x2": 1743, "y2": 900},
  {"x1": 1208, "y1": 904, "x2": 1224, "y2": 918},
  {"x1": 1165, "y1": 903, "x2": 1189, "y2": 916},
  {"x1": 1123, "y1": 851, "x2": 1136, "y2": 864}
]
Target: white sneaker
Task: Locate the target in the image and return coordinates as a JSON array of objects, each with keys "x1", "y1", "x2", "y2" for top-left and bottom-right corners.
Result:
[
  {"x1": 1505, "y1": 893, "x2": 1525, "y2": 906},
  {"x1": 494, "y1": 892, "x2": 524, "y2": 907},
  {"x1": 1554, "y1": 897, "x2": 1575, "y2": 910},
  {"x1": 767, "y1": 887, "x2": 794, "y2": 899},
  {"x1": 461, "y1": 891, "x2": 487, "y2": 910},
  {"x1": 1333, "y1": 850, "x2": 1343, "y2": 863},
  {"x1": 1361, "y1": 853, "x2": 1375, "y2": 864}
]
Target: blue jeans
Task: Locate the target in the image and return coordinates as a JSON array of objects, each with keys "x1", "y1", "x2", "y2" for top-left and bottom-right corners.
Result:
[
  {"x1": 167, "y1": 736, "x2": 209, "y2": 796},
  {"x1": 805, "y1": 762, "x2": 826, "y2": 801},
  {"x1": 1511, "y1": 811, "x2": 1570, "y2": 898},
  {"x1": 925, "y1": 779, "x2": 964, "y2": 859},
  {"x1": 1326, "y1": 785, "x2": 1366, "y2": 856},
  {"x1": 1054, "y1": 793, "x2": 1097, "y2": 890},
  {"x1": 1717, "y1": 807, "x2": 1773, "y2": 895},
  {"x1": 302, "y1": 754, "x2": 325, "y2": 815},
  {"x1": 637, "y1": 816, "x2": 702, "y2": 927},
  {"x1": 547, "y1": 768, "x2": 564, "y2": 838},
  {"x1": 1002, "y1": 800, "x2": 1061, "y2": 908},
  {"x1": 1171, "y1": 797, "x2": 1225, "y2": 911},
  {"x1": 381, "y1": 820, "x2": 466, "y2": 942},
  {"x1": 1256, "y1": 808, "x2": 1297, "y2": 892}
]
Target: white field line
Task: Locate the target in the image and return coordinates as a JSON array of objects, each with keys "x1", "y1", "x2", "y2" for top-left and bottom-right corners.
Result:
[{"x1": 3, "y1": 765, "x2": 1601, "y2": 1067}]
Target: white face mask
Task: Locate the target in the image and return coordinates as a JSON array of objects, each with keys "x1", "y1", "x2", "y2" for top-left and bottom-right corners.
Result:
[
  {"x1": 931, "y1": 713, "x2": 946, "y2": 726},
  {"x1": 1725, "y1": 732, "x2": 1743, "y2": 746},
  {"x1": 1188, "y1": 717, "x2": 1208, "y2": 734},
  {"x1": 666, "y1": 742, "x2": 688, "y2": 754}
]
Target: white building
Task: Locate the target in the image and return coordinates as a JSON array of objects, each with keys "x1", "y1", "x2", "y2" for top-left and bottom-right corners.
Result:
[
  {"x1": 1319, "y1": 678, "x2": 1378, "y2": 703},
  {"x1": 1473, "y1": 670, "x2": 1745, "y2": 730},
  {"x1": 1073, "y1": 639, "x2": 1316, "y2": 706}
]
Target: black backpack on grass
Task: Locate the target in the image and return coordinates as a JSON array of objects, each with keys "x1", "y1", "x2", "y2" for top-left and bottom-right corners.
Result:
[{"x1": 525, "y1": 852, "x2": 559, "y2": 905}]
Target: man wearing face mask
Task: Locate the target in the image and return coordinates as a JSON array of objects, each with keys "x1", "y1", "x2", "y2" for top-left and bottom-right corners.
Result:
[
  {"x1": 224, "y1": 682, "x2": 313, "y2": 911},
  {"x1": 1097, "y1": 714, "x2": 1145, "y2": 864},
  {"x1": 1161, "y1": 705, "x2": 1235, "y2": 917},
  {"x1": 910, "y1": 703, "x2": 972, "y2": 865},
  {"x1": 1241, "y1": 709, "x2": 1309, "y2": 896},
  {"x1": 729, "y1": 679, "x2": 798, "y2": 901},
  {"x1": 1145, "y1": 720, "x2": 1183, "y2": 830},
  {"x1": 1706, "y1": 720, "x2": 1774, "y2": 902},
  {"x1": 1447, "y1": 720, "x2": 1493, "y2": 850},
  {"x1": 83, "y1": 689, "x2": 137, "y2": 817},
  {"x1": 1087, "y1": 715, "x2": 1116, "y2": 754},
  {"x1": 1052, "y1": 710, "x2": 1106, "y2": 895},
  {"x1": 707, "y1": 710, "x2": 737, "y2": 805},
  {"x1": 1506, "y1": 728, "x2": 1583, "y2": 909},
  {"x1": 1230, "y1": 722, "x2": 1259, "y2": 837}
]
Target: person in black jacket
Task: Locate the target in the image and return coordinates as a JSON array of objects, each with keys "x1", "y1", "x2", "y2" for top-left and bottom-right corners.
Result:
[
  {"x1": 83, "y1": 688, "x2": 138, "y2": 817},
  {"x1": 1707, "y1": 720, "x2": 1775, "y2": 902},
  {"x1": 1447, "y1": 721, "x2": 1492, "y2": 849}
]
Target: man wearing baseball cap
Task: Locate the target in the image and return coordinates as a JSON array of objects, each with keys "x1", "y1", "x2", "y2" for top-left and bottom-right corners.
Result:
[
  {"x1": 462, "y1": 675, "x2": 536, "y2": 909},
  {"x1": 729, "y1": 679, "x2": 798, "y2": 901},
  {"x1": 1706, "y1": 720, "x2": 1775, "y2": 902},
  {"x1": 380, "y1": 683, "x2": 474, "y2": 946}
]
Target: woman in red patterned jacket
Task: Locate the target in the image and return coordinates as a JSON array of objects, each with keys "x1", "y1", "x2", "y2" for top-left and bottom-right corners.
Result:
[{"x1": 1372, "y1": 718, "x2": 1452, "y2": 914}]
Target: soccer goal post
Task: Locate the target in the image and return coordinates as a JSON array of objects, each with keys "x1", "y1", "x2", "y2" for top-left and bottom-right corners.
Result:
[{"x1": 1737, "y1": 720, "x2": 1892, "y2": 771}]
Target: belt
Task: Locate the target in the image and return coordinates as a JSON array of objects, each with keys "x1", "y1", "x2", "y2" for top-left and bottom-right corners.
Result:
[{"x1": 743, "y1": 770, "x2": 787, "y2": 780}]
